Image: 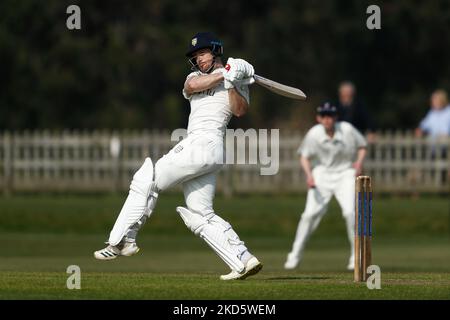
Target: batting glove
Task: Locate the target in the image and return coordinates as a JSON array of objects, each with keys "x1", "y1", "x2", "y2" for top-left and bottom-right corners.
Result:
[
  {"x1": 223, "y1": 57, "x2": 246, "y2": 82},
  {"x1": 233, "y1": 59, "x2": 255, "y2": 79}
]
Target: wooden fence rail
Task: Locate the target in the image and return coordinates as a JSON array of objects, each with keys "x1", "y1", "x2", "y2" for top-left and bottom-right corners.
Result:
[{"x1": 1, "y1": 130, "x2": 449, "y2": 194}]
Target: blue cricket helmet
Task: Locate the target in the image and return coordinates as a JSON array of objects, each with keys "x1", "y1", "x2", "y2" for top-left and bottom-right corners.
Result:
[{"x1": 186, "y1": 32, "x2": 223, "y2": 58}]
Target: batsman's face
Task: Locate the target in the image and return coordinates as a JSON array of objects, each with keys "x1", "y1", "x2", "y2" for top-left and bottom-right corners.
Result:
[
  {"x1": 317, "y1": 114, "x2": 337, "y2": 131},
  {"x1": 194, "y1": 49, "x2": 215, "y2": 72}
]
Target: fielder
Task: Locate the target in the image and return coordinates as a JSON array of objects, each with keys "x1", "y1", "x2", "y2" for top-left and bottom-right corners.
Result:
[
  {"x1": 284, "y1": 102, "x2": 367, "y2": 270},
  {"x1": 94, "y1": 32, "x2": 262, "y2": 280}
]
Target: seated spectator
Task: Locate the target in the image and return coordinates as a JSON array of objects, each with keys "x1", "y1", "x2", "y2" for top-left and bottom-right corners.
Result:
[
  {"x1": 415, "y1": 89, "x2": 450, "y2": 139},
  {"x1": 336, "y1": 81, "x2": 376, "y2": 143}
]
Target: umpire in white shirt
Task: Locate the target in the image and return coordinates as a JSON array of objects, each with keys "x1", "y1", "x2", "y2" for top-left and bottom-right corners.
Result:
[{"x1": 284, "y1": 102, "x2": 367, "y2": 270}]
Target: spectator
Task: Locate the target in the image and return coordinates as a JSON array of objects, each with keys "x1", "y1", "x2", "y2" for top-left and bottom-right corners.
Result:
[
  {"x1": 415, "y1": 89, "x2": 450, "y2": 139},
  {"x1": 336, "y1": 81, "x2": 376, "y2": 143},
  {"x1": 414, "y1": 89, "x2": 450, "y2": 188}
]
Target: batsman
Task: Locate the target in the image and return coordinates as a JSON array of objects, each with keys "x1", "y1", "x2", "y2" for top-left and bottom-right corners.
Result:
[
  {"x1": 94, "y1": 32, "x2": 262, "y2": 280},
  {"x1": 284, "y1": 103, "x2": 367, "y2": 270}
]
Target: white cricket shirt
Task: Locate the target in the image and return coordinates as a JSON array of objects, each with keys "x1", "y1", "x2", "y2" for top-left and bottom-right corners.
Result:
[
  {"x1": 298, "y1": 121, "x2": 367, "y2": 172},
  {"x1": 182, "y1": 67, "x2": 249, "y2": 137}
]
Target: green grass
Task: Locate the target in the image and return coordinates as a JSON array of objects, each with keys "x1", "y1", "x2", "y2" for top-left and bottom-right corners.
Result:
[
  {"x1": 0, "y1": 194, "x2": 449, "y2": 299},
  {"x1": 0, "y1": 193, "x2": 448, "y2": 236},
  {"x1": 1, "y1": 271, "x2": 449, "y2": 300}
]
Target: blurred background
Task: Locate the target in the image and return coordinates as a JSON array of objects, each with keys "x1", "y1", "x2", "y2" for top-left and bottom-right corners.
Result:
[
  {"x1": 0, "y1": 0, "x2": 449, "y2": 299},
  {"x1": 0, "y1": 0, "x2": 449, "y2": 194},
  {"x1": 1, "y1": 0, "x2": 449, "y2": 130}
]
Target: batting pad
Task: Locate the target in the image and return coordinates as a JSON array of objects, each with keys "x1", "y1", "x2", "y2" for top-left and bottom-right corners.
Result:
[
  {"x1": 176, "y1": 206, "x2": 245, "y2": 273},
  {"x1": 108, "y1": 157, "x2": 158, "y2": 246}
]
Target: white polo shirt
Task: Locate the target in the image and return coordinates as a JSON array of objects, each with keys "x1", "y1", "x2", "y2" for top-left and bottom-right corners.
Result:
[{"x1": 298, "y1": 121, "x2": 367, "y2": 172}]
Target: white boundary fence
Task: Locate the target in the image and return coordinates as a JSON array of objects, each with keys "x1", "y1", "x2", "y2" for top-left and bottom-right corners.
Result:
[{"x1": 1, "y1": 130, "x2": 449, "y2": 194}]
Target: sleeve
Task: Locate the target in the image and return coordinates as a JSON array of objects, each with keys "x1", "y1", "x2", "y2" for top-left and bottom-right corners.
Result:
[
  {"x1": 447, "y1": 109, "x2": 450, "y2": 135},
  {"x1": 419, "y1": 112, "x2": 431, "y2": 132},
  {"x1": 352, "y1": 125, "x2": 367, "y2": 148},
  {"x1": 297, "y1": 132, "x2": 316, "y2": 158},
  {"x1": 182, "y1": 72, "x2": 199, "y2": 100}
]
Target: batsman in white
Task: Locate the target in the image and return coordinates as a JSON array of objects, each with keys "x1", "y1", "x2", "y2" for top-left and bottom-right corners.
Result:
[
  {"x1": 284, "y1": 103, "x2": 367, "y2": 270},
  {"x1": 94, "y1": 32, "x2": 262, "y2": 280}
]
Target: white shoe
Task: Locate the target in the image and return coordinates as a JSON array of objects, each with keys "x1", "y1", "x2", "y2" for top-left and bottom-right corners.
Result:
[
  {"x1": 120, "y1": 242, "x2": 140, "y2": 256},
  {"x1": 347, "y1": 254, "x2": 355, "y2": 270},
  {"x1": 94, "y1": 242, "x2": 140, "y2": 260},
  {"x1": 94, "y1": 245, "x2": 121, "y2": 260},
  {"x1": 220, "y1": 257, "x2": 263, "y2": 281},
  {"x1": 284, "y1": 253, "x2": 300, "y2": 270}
]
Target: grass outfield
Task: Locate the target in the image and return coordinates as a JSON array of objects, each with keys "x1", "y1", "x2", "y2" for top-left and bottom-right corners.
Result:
[{"x1": 0, "y1": 194, "x2": 449, "y2": 299}]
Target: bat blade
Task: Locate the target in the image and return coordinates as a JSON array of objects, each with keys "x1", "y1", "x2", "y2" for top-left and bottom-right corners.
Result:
[{"x1": 253, "y1": 74, "x2": 306, "y2": 100}]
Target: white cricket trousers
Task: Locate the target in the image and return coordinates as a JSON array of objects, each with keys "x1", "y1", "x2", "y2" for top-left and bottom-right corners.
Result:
[
  {"x1": 155, "y1": 133, "x2": 223, "y2": 214},
  {"x1": 154, "y1": 133, "x2": 250, "y2": 260},
  {"x1": 287, "y1": 167, "x2": 356, "y2": 260},
  {"x1": 110, "y1": 132, "x2": 251, "y2": 262},
  {"x1": 109, "y1": 132, "x2": 224, "y2": 243}
]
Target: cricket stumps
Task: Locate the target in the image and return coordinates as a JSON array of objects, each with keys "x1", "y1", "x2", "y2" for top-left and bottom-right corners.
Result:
[{"x1": 354, "y1": 175, "x2": 373, "y2": 282}]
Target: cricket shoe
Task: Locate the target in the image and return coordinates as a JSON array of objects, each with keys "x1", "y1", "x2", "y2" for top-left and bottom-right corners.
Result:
[
  {"x1": 284, "y1": 252, "x2": 301, "y2": 269},
  {"x1": 120, "y1": 242, "x2": 140, "y2": 256},
  {"x1": 220, "y1": 257, "x2": 263, "y2": 281},
  {"x1": 94, "y1": 242, "x2": 140, "y2": 260},
  {"x1": 94, "y1": 245, "x2": 120, "y2": 260}
]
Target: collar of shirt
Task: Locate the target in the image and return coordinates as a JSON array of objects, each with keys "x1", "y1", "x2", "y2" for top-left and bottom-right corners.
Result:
[{"x1": 319, "y1": 123, "x2": 344, "y2": 143}]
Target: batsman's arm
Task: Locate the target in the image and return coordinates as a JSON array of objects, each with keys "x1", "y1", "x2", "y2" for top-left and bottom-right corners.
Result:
[
  {"x1": 184, "y1": 73, "x2": 224, "y2": 95},
  {"x1": 300, "y1": 156, "x2": 315, "y2": 188},
  {"x1": 228, "y1": 88, "x2": 248, "y2": 117}
]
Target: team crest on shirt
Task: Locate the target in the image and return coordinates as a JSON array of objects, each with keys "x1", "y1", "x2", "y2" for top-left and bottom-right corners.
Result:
[{"x1": 191, "y1": 38, "x2": 197, "y2": 46}]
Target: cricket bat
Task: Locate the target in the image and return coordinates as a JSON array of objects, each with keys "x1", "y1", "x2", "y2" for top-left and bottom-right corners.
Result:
[
  {"x1": 224, "y1": 63, "x2": 306, "y2": 100},
  {"x1": 253, "y1": 74, "x2": 307, "y2": 100}
]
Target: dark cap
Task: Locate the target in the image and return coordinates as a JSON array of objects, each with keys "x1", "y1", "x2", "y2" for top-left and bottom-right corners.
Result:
[
  {"x1": 186, "y1": 32, "x2": 223, "y2": 57},
  {"x1": 317, "y1": 102, "x2": 338, "y2": 116}
]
